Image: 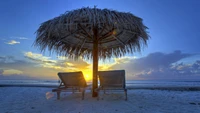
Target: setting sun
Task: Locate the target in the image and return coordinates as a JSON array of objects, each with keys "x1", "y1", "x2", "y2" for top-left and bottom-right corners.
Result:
[{"x1": 82, "y1": 71, "x2": 92, "y2": 82}]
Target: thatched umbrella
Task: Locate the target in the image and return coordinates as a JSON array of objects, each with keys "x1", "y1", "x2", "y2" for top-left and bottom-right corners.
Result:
[{"x1": 34, "y1": 7, "x2": 149, "y2": 97}]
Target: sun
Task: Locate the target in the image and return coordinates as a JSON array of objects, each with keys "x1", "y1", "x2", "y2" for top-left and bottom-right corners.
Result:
[
  {"x1": 85, "y1": 74, "x2": 91, "y2": 81},
  {"x1": 82, "y1": 71, "x2": 92, "y2": 82}
]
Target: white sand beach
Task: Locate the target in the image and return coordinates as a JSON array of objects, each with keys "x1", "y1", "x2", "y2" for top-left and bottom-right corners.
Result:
[{"x1": 0, "y1": 87, "x2": 200, "y2": 113}]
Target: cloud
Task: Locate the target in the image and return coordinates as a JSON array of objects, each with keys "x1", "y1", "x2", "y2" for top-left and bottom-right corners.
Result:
[
  {"x1": 56, "y1": 58, "x2": 90, "y2": 70},
  {"x1": 108, "y1": 50, "x2": 199, "y2": 80},
  {"x1": 18, "y1": 37, "x2": 28, "y2": 40},
  {"x1": 22, "y1": 50, "x2": 198, "y2": 80},
  {"x1": 110, "y1": 50, "x2": 192, "y2": 71},
  {"x1": 24, "y1": 52, "x2": 56, "y2": 64},
  {"x1": 5, "y1": 40, "x2": 20, "y2": 45},
  {"x1": 1, "y1": 50, "x2": 199, "y2": 80},
  {"x1": 3, "y1": 69, "x2": 23, "y2": 75},
  {"x1": 0, "y1": 57, "x2": 59, "y2": 79},
  {"x1": 9, "y1": 36, "x2": 29, "y2": 40},
  {"x1": 23, "y1": 52, "x2": 91, "y2": 79},
  {"x1": 0, "y1": 54, "x2": 92, "y2": 80},
  {"x1": 24, "y1": 52, "x2": 91, "y2": 71},
  {"x1": 0, "y1": 56, "x2": 15, "y2": 63},
  {"x1": 2, "y1": 36, "x2": 28, "y2": 45},
  {"x1": 0, "y1": 69, "x2": 3, "y2": 75}
]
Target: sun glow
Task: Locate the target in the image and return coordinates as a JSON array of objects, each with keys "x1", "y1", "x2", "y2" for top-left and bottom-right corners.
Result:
[
  {"x1": 81, "y1": 63, "x2": 113, "y2": 82},
  {"x1": 85, "y1": 74, "x2": 91, "y2": 81},
  {"x1": 82, "y1": 71, "x2": 92, "y2": 82}
]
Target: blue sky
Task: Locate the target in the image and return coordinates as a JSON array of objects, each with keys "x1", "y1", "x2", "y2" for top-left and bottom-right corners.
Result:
[{"x1": 0, "y1": 0, "x2": 200, "y2": 80}]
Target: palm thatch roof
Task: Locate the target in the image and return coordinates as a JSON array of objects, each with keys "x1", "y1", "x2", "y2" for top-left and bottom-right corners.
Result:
[{"x1": 34, "y1": 7, "x2": 149, "y2": 60}]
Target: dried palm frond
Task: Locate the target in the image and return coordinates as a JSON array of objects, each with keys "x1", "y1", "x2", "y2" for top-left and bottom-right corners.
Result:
[{"x1": 34, "y1": 7, "x2": 149, "y2": 60}]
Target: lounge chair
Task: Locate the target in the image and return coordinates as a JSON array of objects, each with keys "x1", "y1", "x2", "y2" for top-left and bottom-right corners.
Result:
[
  {"x1": 96, "y1": 70, "x2": 127, "y2": 100},
  {"x1": 52, "y1": 72, "x2": 87, "y2": 100}
]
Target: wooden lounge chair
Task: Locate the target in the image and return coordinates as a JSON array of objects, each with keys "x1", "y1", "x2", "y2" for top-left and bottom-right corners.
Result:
[
  {"x1": 96, "y1": 70, "x2": 127, "y2": 100},
  {"x1": 52, "y1": 72, "x2": 87, "y2": 100}
]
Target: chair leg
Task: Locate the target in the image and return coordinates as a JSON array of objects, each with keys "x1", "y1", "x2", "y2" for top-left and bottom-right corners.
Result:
[
  {"x1": 57, "y1": 91, "x2": 61, "y2": 100},
  {"x1": 124, "y1": 89, "x2": 127, "y2": 101},
  {"x1": 82, "y1": 89, "x2": 85, "y2": 100},
  {"x1": 72, "y1": 88, "x2": 75, "y2": 94},
  {"x1": 96, "y1": 89, "x2": 99, "y2": 100}
]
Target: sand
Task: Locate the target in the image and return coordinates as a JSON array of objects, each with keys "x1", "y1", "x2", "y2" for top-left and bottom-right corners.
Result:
[{"x1": 0, "y1": 87, "x2": 200, "y2": 113}]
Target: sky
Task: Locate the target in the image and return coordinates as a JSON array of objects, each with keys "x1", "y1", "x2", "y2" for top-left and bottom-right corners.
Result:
[{"x1": 0, "y1": 0, "x2": 200, "y2": 81}]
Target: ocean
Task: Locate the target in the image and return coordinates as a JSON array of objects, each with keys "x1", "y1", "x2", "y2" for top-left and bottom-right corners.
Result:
[{"x1": 0, "y1": 80, "x2": 200, "y2": 89}]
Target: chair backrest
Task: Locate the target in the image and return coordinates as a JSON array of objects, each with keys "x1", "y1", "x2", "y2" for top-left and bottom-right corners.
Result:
[
  {"x1": 98, "y1": 70, "x2": 126, "y2": 88},
  {"x1": 58, "y1": 72, "x2": 87, "y2": 88}
]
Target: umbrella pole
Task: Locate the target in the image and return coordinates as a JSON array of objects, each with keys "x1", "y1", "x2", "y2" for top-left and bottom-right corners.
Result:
[{"x1": 92, "y1": 28, "x2": 98, "y2": 97}]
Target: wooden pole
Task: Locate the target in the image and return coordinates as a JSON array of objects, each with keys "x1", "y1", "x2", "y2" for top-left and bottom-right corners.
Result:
[{"x1": 92, "y1": 28, "x2": 98, "y2": 97}]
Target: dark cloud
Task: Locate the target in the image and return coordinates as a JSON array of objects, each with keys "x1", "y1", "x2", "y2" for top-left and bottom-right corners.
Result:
[
  {"x1": 0, "y1": 69, "x2": 4, "y2": 75},
  {"x1": 110, "y1": 50, "x2": 192, "y2": 73},
  {"x1": 0, "y1": 56, "x2": 4, "y2": 59},
  {"x1": 109, "y1": 50, "x2": 199, "y2": 80},
  {"x1": 135, "y1": 60, "x2": 200, "y2": 80},
  {"x1": 192, "y1": 60, "x2": 200, "y2": 70},
  {"x1": 134, "y1": 50, "x2": 191, "y2": 71}
]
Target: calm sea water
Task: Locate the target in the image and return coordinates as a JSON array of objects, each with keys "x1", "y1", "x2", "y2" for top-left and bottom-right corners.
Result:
[{"x1": 0, "y1": 80, "x2": 200, "y2": 88}]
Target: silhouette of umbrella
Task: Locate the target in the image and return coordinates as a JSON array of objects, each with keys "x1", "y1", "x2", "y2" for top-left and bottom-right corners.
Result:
[{"x1": 34, "y1": 7, "x2": 149, "y2": 97}]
